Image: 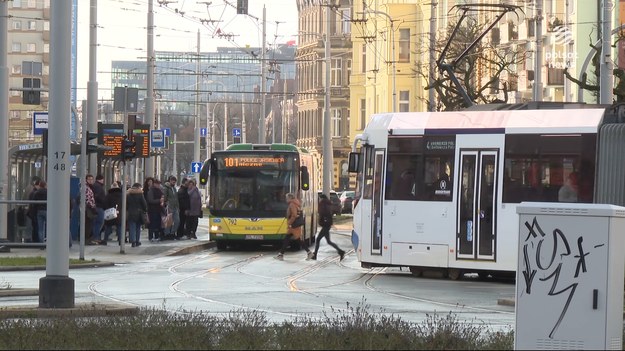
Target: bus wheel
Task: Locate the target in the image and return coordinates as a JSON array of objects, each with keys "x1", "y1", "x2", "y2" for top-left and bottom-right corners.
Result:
[
  {"x1": 447, "y1": 268, "x2": 462, "y2": 281},
  {"x1": 216, "y1": 241, "x2": 227, "y2": 250},
  {"x1": 409, "y1": 266, "x2": 423, "y2": 277}
]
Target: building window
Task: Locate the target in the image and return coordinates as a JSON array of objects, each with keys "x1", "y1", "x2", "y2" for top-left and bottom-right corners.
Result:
[
  {"x1": 26, "y1": 43, "x2": 36, "y2": 53},
  {"x1": 399, "y1": 91, "x2": 410, "y2": 112},
  {"x1": 360, "y1": 98, "x2": 366, "y2": 130},
  {"x1": 399, "y1": 28, "x2": 410, "y2": 62},
  {"x1": 340, "y1": 7, "x2": 351, "y2": 34},
  {"x1": 22, "y1": 61, "x2": 42, "y2": 76},
  {"x1": 331, "y1": 58, "x2": 342, "y2": 86},
  {"x1": 11, "y1": 42, "x2": 21, "y2": 53},
  {"x1": 11, "y1": 65, "x2": 21, "y2": 74},
  {"x1": 10, "y1": 111, "x2": 20, "y2": 120},
  {"x1": 43, "y1": 43, "x2": 49, "y2": 53},
  {"x1": 361, "y1": 44, "x2": 366, "y2": 73},
  {"x1": 12, "y1": 20, "x2": 21, "y2": 30},
  {"x1": 27, "y1": 0, "x2": 36, "y2": 8},
  {"x1": 346, "y1": 59, "x2": 351, "y2": 85},
  {"x1": 12, "y1": 0, "x2": 21, "y2": 9},
  {"x1": 28, "y1": 21, "x2": 36, "y2": 30},
  {"x1": 43, "y1": 21, "x2": 49, "y2": 31},
  {"x1": 331, "y1": 108, "x2": 341, "y2": 137}
]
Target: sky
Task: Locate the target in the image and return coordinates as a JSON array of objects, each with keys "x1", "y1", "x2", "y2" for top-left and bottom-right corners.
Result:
[{"x1": 75, "y1": 0, "x2": 298, "y2": 101}]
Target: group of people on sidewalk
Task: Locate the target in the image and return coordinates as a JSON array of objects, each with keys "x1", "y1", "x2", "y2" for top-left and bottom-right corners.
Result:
[
  {"x1": 60, "y1": 174, "x2": 202, "y2": 247},
  {"x1": 275, "y1": 192, "x2": 346, "y2": 261}
]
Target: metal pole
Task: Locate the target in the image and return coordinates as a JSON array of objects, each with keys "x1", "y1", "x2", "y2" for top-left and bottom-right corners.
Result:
[
  {"x1": 224, "y1": 102, "x2": 228, "y2": 149},
  {"x1": 145, "y1": 0, "x2": 155, "y2": 177},
  {"x1": 79, "y1": 101, "x2": 86, "y2": 260},
  {"x1": 533, "y1": 0, "x2": 543, "y2": 101},
  {"x1": 564, "y1": 0, "x2": 571, "y2": 102},
  {"x1": 173, "y1": 134, "x2": 177, "y2": 177},
  {"x1": 87, "y1": 0, "x2": 98, "y2": 177},
  {"x1": 40, "y1": 0, "x2": 74, "y2": 308},
  {"x1": 193, "y1": 31, "x2": 201, "y2": 183},
  {"x1": 323, "y1": 3, "x2": 333, "y2": 196},
  {"x1": 428, "y1": 1, "x2": 437, "y2": 111},
  {"x1": 0, "y1": 2, "x2": 8, "y2": 241},
  {"x1": 120, "y1": 87, "x2": 128, "y2": 254},
  {"x1": 600, "y1": 0, "x2": 614, "y2": 104},
  {"x1": 260, "y1": 5, "x2": 267, "y2": 143}
]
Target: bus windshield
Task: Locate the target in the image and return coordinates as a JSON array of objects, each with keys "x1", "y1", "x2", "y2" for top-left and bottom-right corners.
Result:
[{"x1": 209, "y1": 153, "x2": 298, "y2": 217}]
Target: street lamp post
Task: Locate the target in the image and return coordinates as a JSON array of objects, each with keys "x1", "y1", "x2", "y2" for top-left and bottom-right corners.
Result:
[{"x1": 365, "y1": 6, "x2": 396, "y2": 112}]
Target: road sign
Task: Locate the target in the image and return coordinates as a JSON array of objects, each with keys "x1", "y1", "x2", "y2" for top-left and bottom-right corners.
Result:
[
  {"x1": 34, "y1": 161, "x2": 41, "y2": 169},
  {"x1": 150, "y1": 130, "x2": 165, "y2": 148},
  {"x1": 200, "y1": 128, "x2": 207, "y2": 137},
  {"x1": 191, "y1": 162, "x2": 202, "y2": 173},
  {"x1": 163, "y1": 128, "x2": 171, "y2": 137},
  {"x1": 232, "y1": 128, "x2": 241, "y2": 137},
  {"x1": 33, "y1": 111, "x2": 49, "y2": 135}
]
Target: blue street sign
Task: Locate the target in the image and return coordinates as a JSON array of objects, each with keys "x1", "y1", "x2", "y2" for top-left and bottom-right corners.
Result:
[
  {"x1": 200, "y1": 128, "x2": 207, "y2": 137},
  {"x1": 163, "y1": 128, "x2": 171, "y2": 137},
  {"x1": 33, "y1": 111, "x2": 49, "y2": 136},
  {"x1": 150, "y1": 130, "x2": 165, "y2": 148},
  {"x1": 232, "y1": 128, "x2": 241, "y2": 137},
  {"x1": 191, "y1": 162, "x2": 202, "y2": 173}
]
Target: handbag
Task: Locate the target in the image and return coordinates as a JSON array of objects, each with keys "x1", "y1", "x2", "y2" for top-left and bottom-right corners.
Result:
[
  {"x1": 142, "y1": 211, "x2": 150, "y2": 225},
  {"x1": 104, "y1": 206, "x2": 118, "y2": 221},
  {"x1": 291, "y1": 210, "x2": 305, "y2": 228},
  {"x1": 86, "y1": 207, "x2": 97, "y2": 219},
  {"x1": 161, "y1": 207, "x2": 173, "y2": 229}
]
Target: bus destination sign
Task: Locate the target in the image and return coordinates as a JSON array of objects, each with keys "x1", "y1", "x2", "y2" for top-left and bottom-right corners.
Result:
[{"x1": 220, "y1": 155, "x2": 287, "y2": 169}]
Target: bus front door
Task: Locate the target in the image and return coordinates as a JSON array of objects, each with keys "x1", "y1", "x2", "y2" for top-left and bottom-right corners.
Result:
[{"x1": 456, "y1": 149, "x2": 498, "y2": 261}]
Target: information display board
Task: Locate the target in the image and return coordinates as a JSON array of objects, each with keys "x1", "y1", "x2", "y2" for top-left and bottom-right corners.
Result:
[
  {"x1": 98, "y1": 123, "x2": 125, "y2": 158},
  {"x1": 132, "y1": 124, "x2": 150, "y2": 158}
]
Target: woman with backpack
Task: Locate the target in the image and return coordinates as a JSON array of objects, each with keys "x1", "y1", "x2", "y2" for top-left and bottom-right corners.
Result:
[{"x1": 274, "y1": 192, "x2": 313, "y2": 261}]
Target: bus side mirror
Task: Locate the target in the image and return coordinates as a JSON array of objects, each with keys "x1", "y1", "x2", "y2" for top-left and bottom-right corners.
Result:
[
  {"x1": 301, "y1": 166, "x2": 310, "y2": 191},
  {"x1": 348, "y1": 152, "x2": 360, "y2": 173},
  {"x1": 199, "y1": 159, "x2": 212, "y2": 185}
]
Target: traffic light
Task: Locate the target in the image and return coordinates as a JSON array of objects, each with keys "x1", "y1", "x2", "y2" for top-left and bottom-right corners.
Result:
[
  {"x1": 121, "y1": 136, "x2": 136, "y2": 161},
  {"x1": 236, "y1": 0, "x2": 248, "y2": 14},
  {"x1": 200, "y1": 137, "x2": 206, "y2": 149},
  {"x1": 85, "y1": 132, "x2": 100, "y2": 154},
  {"x1": 22, "y1": 78, "x2": 41, "y2": 105}
]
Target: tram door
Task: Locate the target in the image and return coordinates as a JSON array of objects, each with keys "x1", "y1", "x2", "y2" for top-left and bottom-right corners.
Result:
[{"x1": 456, "y1": 149, "x2": 498, "y2": 260}]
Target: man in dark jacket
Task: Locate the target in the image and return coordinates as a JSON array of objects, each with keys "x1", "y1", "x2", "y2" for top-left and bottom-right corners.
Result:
[
  {"x1": 102, "y1": 182, "x2": 123, "y2": 244},
  {"x1": 176, "y1": 178, "x2": 190, "y2": 240},
  {"x1": 311, "y1": 194, "x2": 345, "y2": 261},
  {"x1": 146, "y1": 178, "x2": 165, "y2": 242},
  {"x1": 90, "y1": 174, "x2": 107, "y2": 241},
  {"x1": 127, "y1": 182, "x2": 148, "y2": 247},
  {"x1": 32, "y1": 179, "x2": 48, "y2": 243},
  {"x1": 26, "y1": 178, "x2": 41, "y2": 242}
]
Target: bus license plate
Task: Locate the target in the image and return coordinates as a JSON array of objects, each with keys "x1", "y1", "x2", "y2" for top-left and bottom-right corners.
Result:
[{"x1": 245, "y1": 235, "x2": 263, "y2": 240}]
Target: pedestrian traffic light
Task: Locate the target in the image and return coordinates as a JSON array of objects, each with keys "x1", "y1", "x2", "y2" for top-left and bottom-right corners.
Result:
[
  {"x1": 22, "y1": 78, "x2": 41, "y2": 105},
  {"x1": 200, "y1": 137, "x2": 206, "y2": 149},
  {"x1": 236, "y1": 0, "x2": 248, "y2": 14},
  {"x1": 121, "y1": 136, "x2": 136, "y2": 161}
]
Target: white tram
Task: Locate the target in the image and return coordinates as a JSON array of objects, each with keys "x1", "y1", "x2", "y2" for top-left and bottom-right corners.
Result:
[{"x1": 348, "y1": 104, "x2": 625, "y2": 279}]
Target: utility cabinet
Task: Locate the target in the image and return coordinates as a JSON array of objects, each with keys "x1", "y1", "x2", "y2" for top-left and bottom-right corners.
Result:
[{"x1": 516, "y1": 202, "x2": 625, "y2": 350}]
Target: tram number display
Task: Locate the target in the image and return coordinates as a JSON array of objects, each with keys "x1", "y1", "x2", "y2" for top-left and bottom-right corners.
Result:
[{"x1": 219, "y1": 155, "x2": 288, "y2": 169}]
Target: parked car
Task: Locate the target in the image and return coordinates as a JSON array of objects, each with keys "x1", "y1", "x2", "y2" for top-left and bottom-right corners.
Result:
[
  {"x1": 339, "y1": 190, "x2": 355, "y2": 214},
  {"x1": 318, "y1": 190, "x2": 341, "y2": 216}
]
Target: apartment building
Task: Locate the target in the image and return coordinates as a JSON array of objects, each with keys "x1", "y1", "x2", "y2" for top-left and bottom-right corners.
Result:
[
  {"x1": 8, "y1": 0, "x2": 51, "y2": 148},
  {"x1": 295, "y1": 0, "x2": 353, "y2": 190}
]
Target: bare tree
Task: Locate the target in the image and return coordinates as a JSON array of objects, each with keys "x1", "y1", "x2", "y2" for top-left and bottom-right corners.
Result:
[
  {"x1": 563, "y1": 30, "x2": 625, "y2": 102},
  {"x1": 414, "y1": 19, "x2": 524, "y2": 111}
]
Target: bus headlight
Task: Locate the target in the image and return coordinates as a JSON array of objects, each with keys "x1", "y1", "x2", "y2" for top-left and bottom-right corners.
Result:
[{"x1": 210, "y1": 225, "x2": 221, "y2": 232}]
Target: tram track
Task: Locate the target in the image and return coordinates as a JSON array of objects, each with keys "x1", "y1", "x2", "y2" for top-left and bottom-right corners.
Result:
[{"x1": 362, "y1": 268, "x2": 514, "y2": 317}]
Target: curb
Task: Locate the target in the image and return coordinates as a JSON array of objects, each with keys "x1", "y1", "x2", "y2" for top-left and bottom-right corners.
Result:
[
  {"x1": 0, "y1": 303, "x2": 140, "y2": 319},
  {"x1": 497, "y1": 298, "x2": 515, "y2": 307}
]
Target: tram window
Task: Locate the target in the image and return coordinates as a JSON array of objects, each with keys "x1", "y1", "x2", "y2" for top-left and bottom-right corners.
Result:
[
  {"x1": 502, "y1": 134, "x2": 596, "y2": 203},
  {"x1": 386, "y1": 136, "x2": 455, "y2": 202}
]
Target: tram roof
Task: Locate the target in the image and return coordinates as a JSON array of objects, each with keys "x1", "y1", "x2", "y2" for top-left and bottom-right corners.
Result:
[{"x1": 371, "y1": 107, "x2": 607, "y2": 136}]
